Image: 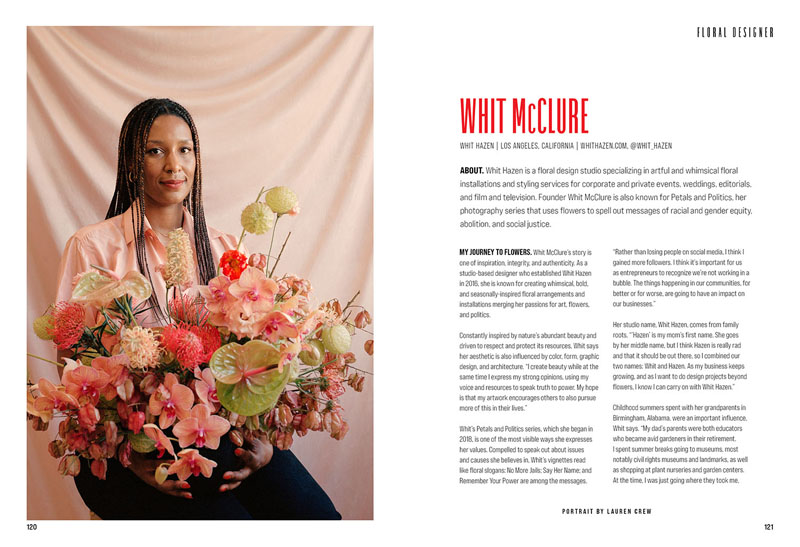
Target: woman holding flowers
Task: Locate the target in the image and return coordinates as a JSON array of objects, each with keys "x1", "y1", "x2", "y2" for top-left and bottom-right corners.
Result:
[{"x1": 54, "y1": 98, "x2": 341, "y2": 519}]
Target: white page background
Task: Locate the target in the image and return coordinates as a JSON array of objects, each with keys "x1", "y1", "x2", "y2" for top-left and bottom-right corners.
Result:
[{"x1": 6, "y1": 1, "x2": 798, "y2": 545}]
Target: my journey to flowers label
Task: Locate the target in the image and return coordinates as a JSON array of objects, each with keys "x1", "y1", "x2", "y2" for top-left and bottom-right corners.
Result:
[{"x1": 28, "y1": 186, "x2": 373, "y2": 484}]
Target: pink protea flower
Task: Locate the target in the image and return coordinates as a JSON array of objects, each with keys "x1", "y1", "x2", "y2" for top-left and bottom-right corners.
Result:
[
  {"x1": 262, "y1": 311, "x2": 298, "y2": 344},
  {"x1": 50, "y1": 301, "x2": 85, "y2": 349},
  {"x1": 149, "y1": 373, "x2": 194, "y2": 429},
  {"x1": 173, "y1": 404, "x2": 231, "y2": 449},
  {"x1": 33, "y1": 378, "x2": 79, "y2": 421},
  {"x1": 192, "y1": 324, "x2": 221, "y2": 363},
  {"x1": 62, "y1": 365, "x2": 110, "y2": 406},
  {"x1": 167, "y1": 448, "x2": 217, "y2": 480},
  {"x1": 169, "y1": 293, "x2": 209, "y2": 326},
  {"x1": 193, "y1": 367, "x2": 220, "y2": 412},
  {"x1": 161, "y1": 324, "x2": 204, "y2": 370},
  {"x1": 228, "y1": 267, "x2": 279, "y2": 316},
  {"x1": 143, "y1": 424, "x2": 176, "y2": 459},
  {"x1": 161, "y1": 228, "x2": 195, "y2": 288},
  {"x1": 120, "y1": 326, "x2": 161, "y2": 370},
  {"x1": 198, "y1": 276, "x2": 233, "y2": 316}
]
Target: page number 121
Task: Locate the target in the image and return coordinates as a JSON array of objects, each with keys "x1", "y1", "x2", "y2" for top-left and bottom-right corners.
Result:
[{"x1": 764, "y1": 524, "x2": 773, "y2": 531}]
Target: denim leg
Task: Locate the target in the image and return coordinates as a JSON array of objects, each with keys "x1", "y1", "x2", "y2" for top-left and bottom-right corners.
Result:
[{"x1": 232, "y1": 449, "x2": 341, "y2": 520}]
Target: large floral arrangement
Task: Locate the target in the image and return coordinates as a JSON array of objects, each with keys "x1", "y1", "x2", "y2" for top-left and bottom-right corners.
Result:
[{"x1": 27, "y1": 187, "x2": 372, "y2": 484}]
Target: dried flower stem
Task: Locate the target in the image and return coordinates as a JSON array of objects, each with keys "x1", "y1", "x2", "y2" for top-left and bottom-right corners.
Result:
[
  {"x1": 342, "y1": 291, "x2": 361, "y2": 314},
  {"x1": 27, "y1": 353, "x2": 65, "y2": 367},
  {"x1": 265, "y1": 217, "x2": 279, "y2": 274},
  {"x1": 344, "y1": 364, "x2": 374, "y2": 376},
  {"x1": 268, "y1": 232, "x2": 292, "y2": 278}
]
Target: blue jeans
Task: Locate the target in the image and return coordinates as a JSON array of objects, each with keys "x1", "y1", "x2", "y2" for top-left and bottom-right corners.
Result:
[{"x1": 74, "y1": 447, "x2": 341, "y2": 520}]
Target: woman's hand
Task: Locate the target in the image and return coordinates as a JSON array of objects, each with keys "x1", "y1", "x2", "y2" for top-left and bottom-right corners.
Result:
[
  {"x1": 219, "y1": 431, "x2": 273, "y2": 493},
  {"x1": 127, "y1": 450, "x2": 193, "y2": 499}
]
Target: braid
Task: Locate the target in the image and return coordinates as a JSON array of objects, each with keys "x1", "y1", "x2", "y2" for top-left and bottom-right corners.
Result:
[{"x1": 107, "y1": 98, "x2": 217, "y2": 324}]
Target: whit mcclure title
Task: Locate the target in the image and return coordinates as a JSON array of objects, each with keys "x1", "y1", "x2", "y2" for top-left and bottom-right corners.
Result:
[{"x1": 461, "y1": 97, "x2": 589, "y2": 134}]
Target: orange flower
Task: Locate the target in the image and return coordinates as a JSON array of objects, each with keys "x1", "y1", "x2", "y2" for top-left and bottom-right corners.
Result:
[{"x1": 219, "y1": 250, "x2": 248, "y2": 281}]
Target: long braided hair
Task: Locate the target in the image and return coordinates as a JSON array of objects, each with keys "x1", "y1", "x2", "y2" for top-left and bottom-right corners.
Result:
[{"x1": 106, "y1": 98, "x2": 215, "y2": 323}]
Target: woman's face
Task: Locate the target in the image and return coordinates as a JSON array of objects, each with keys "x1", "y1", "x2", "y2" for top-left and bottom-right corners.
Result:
[{"x1": 142, "y1": 114, "x2": 196, "y2": 211}]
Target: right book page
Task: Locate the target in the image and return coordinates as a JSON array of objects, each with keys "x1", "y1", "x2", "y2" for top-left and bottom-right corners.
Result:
[{"x1": 377, "y1": 1, "x2": 799, "y2": 544}]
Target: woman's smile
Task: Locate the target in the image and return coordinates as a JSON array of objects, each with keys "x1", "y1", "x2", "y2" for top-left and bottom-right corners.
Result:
[{"x1": 143, "y1": 114, "x2": 196, "y2": 209}]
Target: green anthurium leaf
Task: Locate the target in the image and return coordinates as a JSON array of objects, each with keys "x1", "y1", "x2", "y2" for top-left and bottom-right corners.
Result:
[
  {"x1": 128, "y1": 432, "x2": 156, "y2": 453},
  {"x1": 71, "y1": 271, "x2": 152, "y2": 306},
  {"x1": 215, "y1": 361, "x2": 293, "y2": 417},
  {"x1": 209, "y1": 340, "x2": 279, "y2": 392}
]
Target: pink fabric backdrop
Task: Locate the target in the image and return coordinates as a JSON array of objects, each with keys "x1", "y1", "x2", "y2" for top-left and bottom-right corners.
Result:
[{"x1": 27, "y1": 26, "x2": 373, "y2": 519}]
